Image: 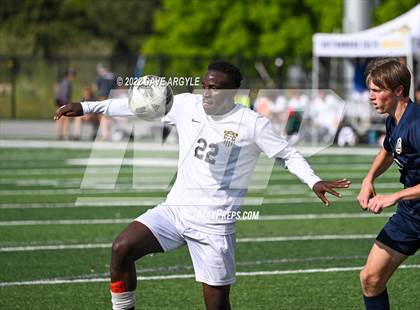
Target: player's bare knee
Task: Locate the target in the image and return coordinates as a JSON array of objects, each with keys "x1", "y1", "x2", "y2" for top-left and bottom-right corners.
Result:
[
  {"x1": 112, "y1": 236, "x2": 132, "y2": 260},
  {"x1": 360, "y1": 268, "x2": 385, "y2": 295}
]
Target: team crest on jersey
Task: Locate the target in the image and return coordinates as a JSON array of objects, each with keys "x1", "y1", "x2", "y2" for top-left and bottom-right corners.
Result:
[
  {"x1": 395, "y1": 137, "x2": 402, "y2": 154},
  {"x1": 223, "y1": 130, "x2": 238, "y2": 147}
]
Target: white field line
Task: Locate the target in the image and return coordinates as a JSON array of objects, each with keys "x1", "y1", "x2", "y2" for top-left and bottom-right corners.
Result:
[
  {"x1": 0, "y1": 199, "x2": 166, "y2": 209},
  {"x1": 0, "y1": 188, "x2": 341, "y2": 197},
  {"x1": 0, "y1": 190, "x2": 400, "y2": 209},
  {"x1": 0, "y1": 212, "x2": 393, "y2": 226},
  {"x1": 137, "y1": 255, "x2": 369, "y2": 273},
  {"x1": 267, "y1": 173, "x2": 398, "y2": 180},
  {"x1": 134, "y1": 253, "x2": 409, "y2": 273},
  {"x1": 0, "y1": 169, "x2": 172, "y2": 177},
  {"x1": 66, "y1": 158, "x2": 373, "y2": 171},
  {"x1": 0, "y1": 186, "x2": 399, "y2": 197},
  {"x1": 236, "y1": 234, "x2": 377, "y2": 243},
  {"x1": 0, "y1": 200, "x2": 163, "y2": 209},
  {"x1": 0, "y1": 243, "x2": 111, "y2": 252},
  {"x1": 0, "y1": 155, "x2": 176, "y2": 163},
  {"x1": 265, "y1": 183, "x2": 401, "y2": 194},
  {"x1": 0, "y1": 189, "x2": 170, "y2": 196},
  {"x1": 0, "y1": 203, "x2": 78, "y2": 209},
  {"x1": 0, "y1": 188, "x2": 261, "y2": 196},
  {"x1": 0, "y1": 168, "x2": 97, "y2": 174},
  {"x1": 0, "y1": 178, "x2": 348, "y2": 188},
  {"x1": 36, "y1": 255, "x2": 371, "y2": 280},
  {"x1": 0, "y1": 179, "x2": 82, "y2": 187},
  {"x1": 0, "y1": 177, "x2": 401, "y2": 190},
  {"x1": 0, "y1": 171, "x2": 399, "y2": 184},
  {"x1": 0, "y1": 167, "x2": 174, "y2": 175},
  {"x1": 66, "y1": 158, "x2": 178, "y2": 167},
  {"x1": 0, "y1": 186, "x2": 401, "y2": 209},
  {"x1": 0, "y1": 159, "x2": 373, "y2": 171},
  {"x1": 0, "y1": 156, "x2": 367, "y2": 164},
  {"x1": 0, "y1": 189, "x2": 96, "y2": 195},
  {"x1": 0, "y1": 219, "x2": 132, "y2": 226},
  {"x1": 0, "y1": 139, "x2": 380, "y2": 155},
  {"x1": 0, "y1": 198, "x2": 348, "y2": 209},
  {"x1": 262, "y1": 196, "x2": 361, "y2": 204},
  {"x1": 0, "y1": 196, "x2": 395, "y2": 209},
  {"x1": 0, "y1": 140, "x2": 180, "y2": 151},
  {"x1": 1, "y1": 264, "x2": 419, "y2": 287},
  {"x1": 257, "y1": 212, "x2": 393, "y2": 220},
  {"x1": 235, "y1": 264, "x2": 420, "y2": 276},
  {"x1": 0, "y1": 234, "x2": 378, "y2": 252},
  {"x1": 0, "y1": 168, "x2": 174, "y2": 176}
]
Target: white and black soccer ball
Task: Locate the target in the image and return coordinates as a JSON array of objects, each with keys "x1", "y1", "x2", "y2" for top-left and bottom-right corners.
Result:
[{"x1": 128, "y1": 75, "x2": 173, "y2": 120}]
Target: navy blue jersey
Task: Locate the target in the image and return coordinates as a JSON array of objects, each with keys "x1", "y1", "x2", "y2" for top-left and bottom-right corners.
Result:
[{"x1": 383, "y1": 100, "x2": 420, "y2": 220}]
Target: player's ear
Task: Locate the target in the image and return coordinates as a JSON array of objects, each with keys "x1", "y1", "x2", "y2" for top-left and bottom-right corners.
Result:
[{"x1": 394, "y1": 85, "x2": 404, "y2": 97}]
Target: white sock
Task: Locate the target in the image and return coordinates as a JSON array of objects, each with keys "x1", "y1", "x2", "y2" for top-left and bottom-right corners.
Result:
[{"x1": 111, "y1": 291, "x2": 136, "y2": 310}]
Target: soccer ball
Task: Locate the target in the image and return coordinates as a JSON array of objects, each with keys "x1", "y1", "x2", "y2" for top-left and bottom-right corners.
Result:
[{"x1": 128, "y1": 75, "x2": 173, "y2": 120}]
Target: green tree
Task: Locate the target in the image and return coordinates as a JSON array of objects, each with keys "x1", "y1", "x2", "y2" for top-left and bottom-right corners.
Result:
[
  {"x1": 373, "y1": 0, "x2": 418, "y2": 25},
  {"x1": 142, "y1": 0, "x2": 343, "y2": 67},
  {"x1": 0, "y1": 0, "x2": 159, "y2": 57}
]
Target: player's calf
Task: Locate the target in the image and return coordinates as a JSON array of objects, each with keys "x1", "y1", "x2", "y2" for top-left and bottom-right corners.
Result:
[
  {"x1": 110, "y1": 240, "x2": 137, "y2": 310},
  {"x1": 109, "y1": 222, "x2": 164, "y2": 309}
]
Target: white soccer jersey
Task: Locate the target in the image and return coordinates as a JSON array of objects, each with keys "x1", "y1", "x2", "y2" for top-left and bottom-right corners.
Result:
[{"x1": 82, "y1": 93, "x2": 321, "y2": 234}]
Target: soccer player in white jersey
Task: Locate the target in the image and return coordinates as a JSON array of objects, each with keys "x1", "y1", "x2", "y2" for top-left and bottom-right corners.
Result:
[{"x1": 55, "y1": 61, "x2": 351, "y2": 310}]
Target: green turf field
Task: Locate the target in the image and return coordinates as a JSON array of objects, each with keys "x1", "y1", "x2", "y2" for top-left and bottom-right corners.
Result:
[{"x1": 0, "y1": 143, "x2": 419, "y2": 309}]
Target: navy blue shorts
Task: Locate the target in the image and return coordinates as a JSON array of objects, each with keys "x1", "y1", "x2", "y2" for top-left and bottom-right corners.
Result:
[{"x1": 376, "y1": 211, "x2": 420, "y2": 256}]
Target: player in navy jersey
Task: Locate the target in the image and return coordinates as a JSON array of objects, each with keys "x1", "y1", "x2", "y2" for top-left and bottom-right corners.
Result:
[{"x1": 357, "y1": 58, "x2": 420, "y2": 310}]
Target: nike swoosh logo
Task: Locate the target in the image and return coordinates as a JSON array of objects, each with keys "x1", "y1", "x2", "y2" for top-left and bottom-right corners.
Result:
[{"x1": 192, "y1": 118, "x2": 201, "y2": 123}]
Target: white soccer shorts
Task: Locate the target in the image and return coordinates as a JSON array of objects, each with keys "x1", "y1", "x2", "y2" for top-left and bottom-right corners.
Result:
[{"x1": 135, "y1": 204, "x2": 236, "y2": 286}]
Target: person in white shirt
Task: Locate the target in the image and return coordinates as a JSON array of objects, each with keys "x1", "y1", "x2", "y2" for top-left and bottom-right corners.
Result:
[{"x1": 55, "y1": 61, "x2": 351, "y2": 310}]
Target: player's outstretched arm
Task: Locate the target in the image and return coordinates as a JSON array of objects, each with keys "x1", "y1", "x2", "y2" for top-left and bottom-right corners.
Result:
[
  {"x1": 54, "y1": 102, "x2": 83, "y2": 120},
  {"x1": 273, "y1": 147, "x2": 350, "y2": 207},
  {"x1": 312, "y1": 179, "x2": 351, "y2": 206},
  {"x1": 54, "y1": 98, "x2": 133, "y2": 119}
]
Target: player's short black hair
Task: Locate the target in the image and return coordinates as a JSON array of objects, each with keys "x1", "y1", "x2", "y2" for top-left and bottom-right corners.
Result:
[{"x1": 208, "y1": 60, "x2": 242, "y2": 88}]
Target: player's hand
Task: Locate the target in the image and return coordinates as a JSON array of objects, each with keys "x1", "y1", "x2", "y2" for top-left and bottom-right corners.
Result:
[
  {"x1": 367, "y1": 194, "x2": 398, "y2": 214},
  {"x1": 54, "y1": 102, "x2": 83, "y2": 120},
  {"x1": 312, "y1": 179, "x2": 351, "y2": 207},
  {"x1": 357, "y1": 179, "x2": 376, "y2": 210}
]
